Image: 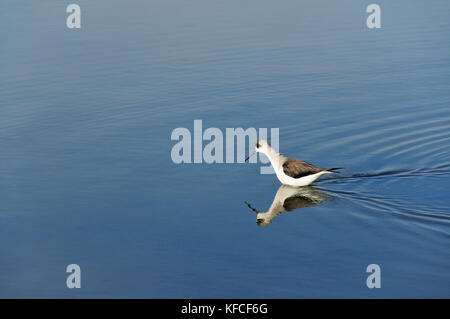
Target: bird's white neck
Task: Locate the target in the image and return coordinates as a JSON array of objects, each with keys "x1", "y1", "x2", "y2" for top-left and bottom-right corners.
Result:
[{"x1": 261, "y1": 146, "x2": 284, "y2": 171}]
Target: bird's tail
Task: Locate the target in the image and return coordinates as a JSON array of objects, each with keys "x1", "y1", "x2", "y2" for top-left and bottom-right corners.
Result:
[{"x1": 326, "y1": 167, "x2": 343, "y2": 172}]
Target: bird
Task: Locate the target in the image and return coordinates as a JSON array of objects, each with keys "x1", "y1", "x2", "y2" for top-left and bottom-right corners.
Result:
[{"x1": 245, "y1": 140, "x2": 342, "y2": 187}]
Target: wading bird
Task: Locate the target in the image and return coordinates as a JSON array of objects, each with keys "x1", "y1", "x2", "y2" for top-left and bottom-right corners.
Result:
[{"x1": 245, "y1": 140, "x2": 341, "y2": 187}]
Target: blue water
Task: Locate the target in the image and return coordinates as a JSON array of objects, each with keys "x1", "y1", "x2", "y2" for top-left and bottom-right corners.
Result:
[{"x1": 1, "y1": 0, "x2": 449, "y2": 298}]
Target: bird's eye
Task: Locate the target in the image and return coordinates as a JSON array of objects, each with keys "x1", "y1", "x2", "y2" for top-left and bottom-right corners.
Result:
[{"x1": 256, "y1": 141, "x2": 260, "y2": 148}]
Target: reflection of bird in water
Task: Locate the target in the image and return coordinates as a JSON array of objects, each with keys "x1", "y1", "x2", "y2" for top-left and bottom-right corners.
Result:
[
  {"x1": 245, "y1": 140, "x2": 342, "y2": 186},
  {"x1": 245, "y1": 185, "x2": 327, "y2": 227}
]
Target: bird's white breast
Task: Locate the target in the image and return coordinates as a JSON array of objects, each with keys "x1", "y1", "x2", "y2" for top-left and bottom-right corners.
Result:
[{"x1": 275, "y1": 168, "x2": 330, "y2": 187}]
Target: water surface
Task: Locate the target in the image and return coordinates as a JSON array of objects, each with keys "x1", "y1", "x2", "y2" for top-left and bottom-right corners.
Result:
[{"x1": 0, "y1": 0, "x2": 449, "y2": 298}]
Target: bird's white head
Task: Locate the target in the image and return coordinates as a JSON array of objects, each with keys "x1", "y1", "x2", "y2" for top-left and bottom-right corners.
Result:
[
  {"x1": 255, "y1": 140, "x2": 271, "y2": 155},
  {"x1": 245, "y1": 140, "x2": 271, "y2": 162}
]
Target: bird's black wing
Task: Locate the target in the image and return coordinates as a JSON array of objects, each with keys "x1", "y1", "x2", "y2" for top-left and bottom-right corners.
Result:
[{"x1": 282, "y1": 158, "x2": 323, "y2": 179}]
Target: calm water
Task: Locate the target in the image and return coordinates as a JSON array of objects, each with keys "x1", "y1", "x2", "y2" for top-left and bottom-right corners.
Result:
[{"x1": 1, "y1": 0, "x2": 449, "y2": 298}]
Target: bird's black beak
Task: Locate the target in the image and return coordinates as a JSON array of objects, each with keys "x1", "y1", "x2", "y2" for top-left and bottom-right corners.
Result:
[
  {"x1": 244, "y1": 201, "x2": 260, "y2": 214},
  {"x1": 245, "y1": 151, "x2": 256, "y2": 162}
]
